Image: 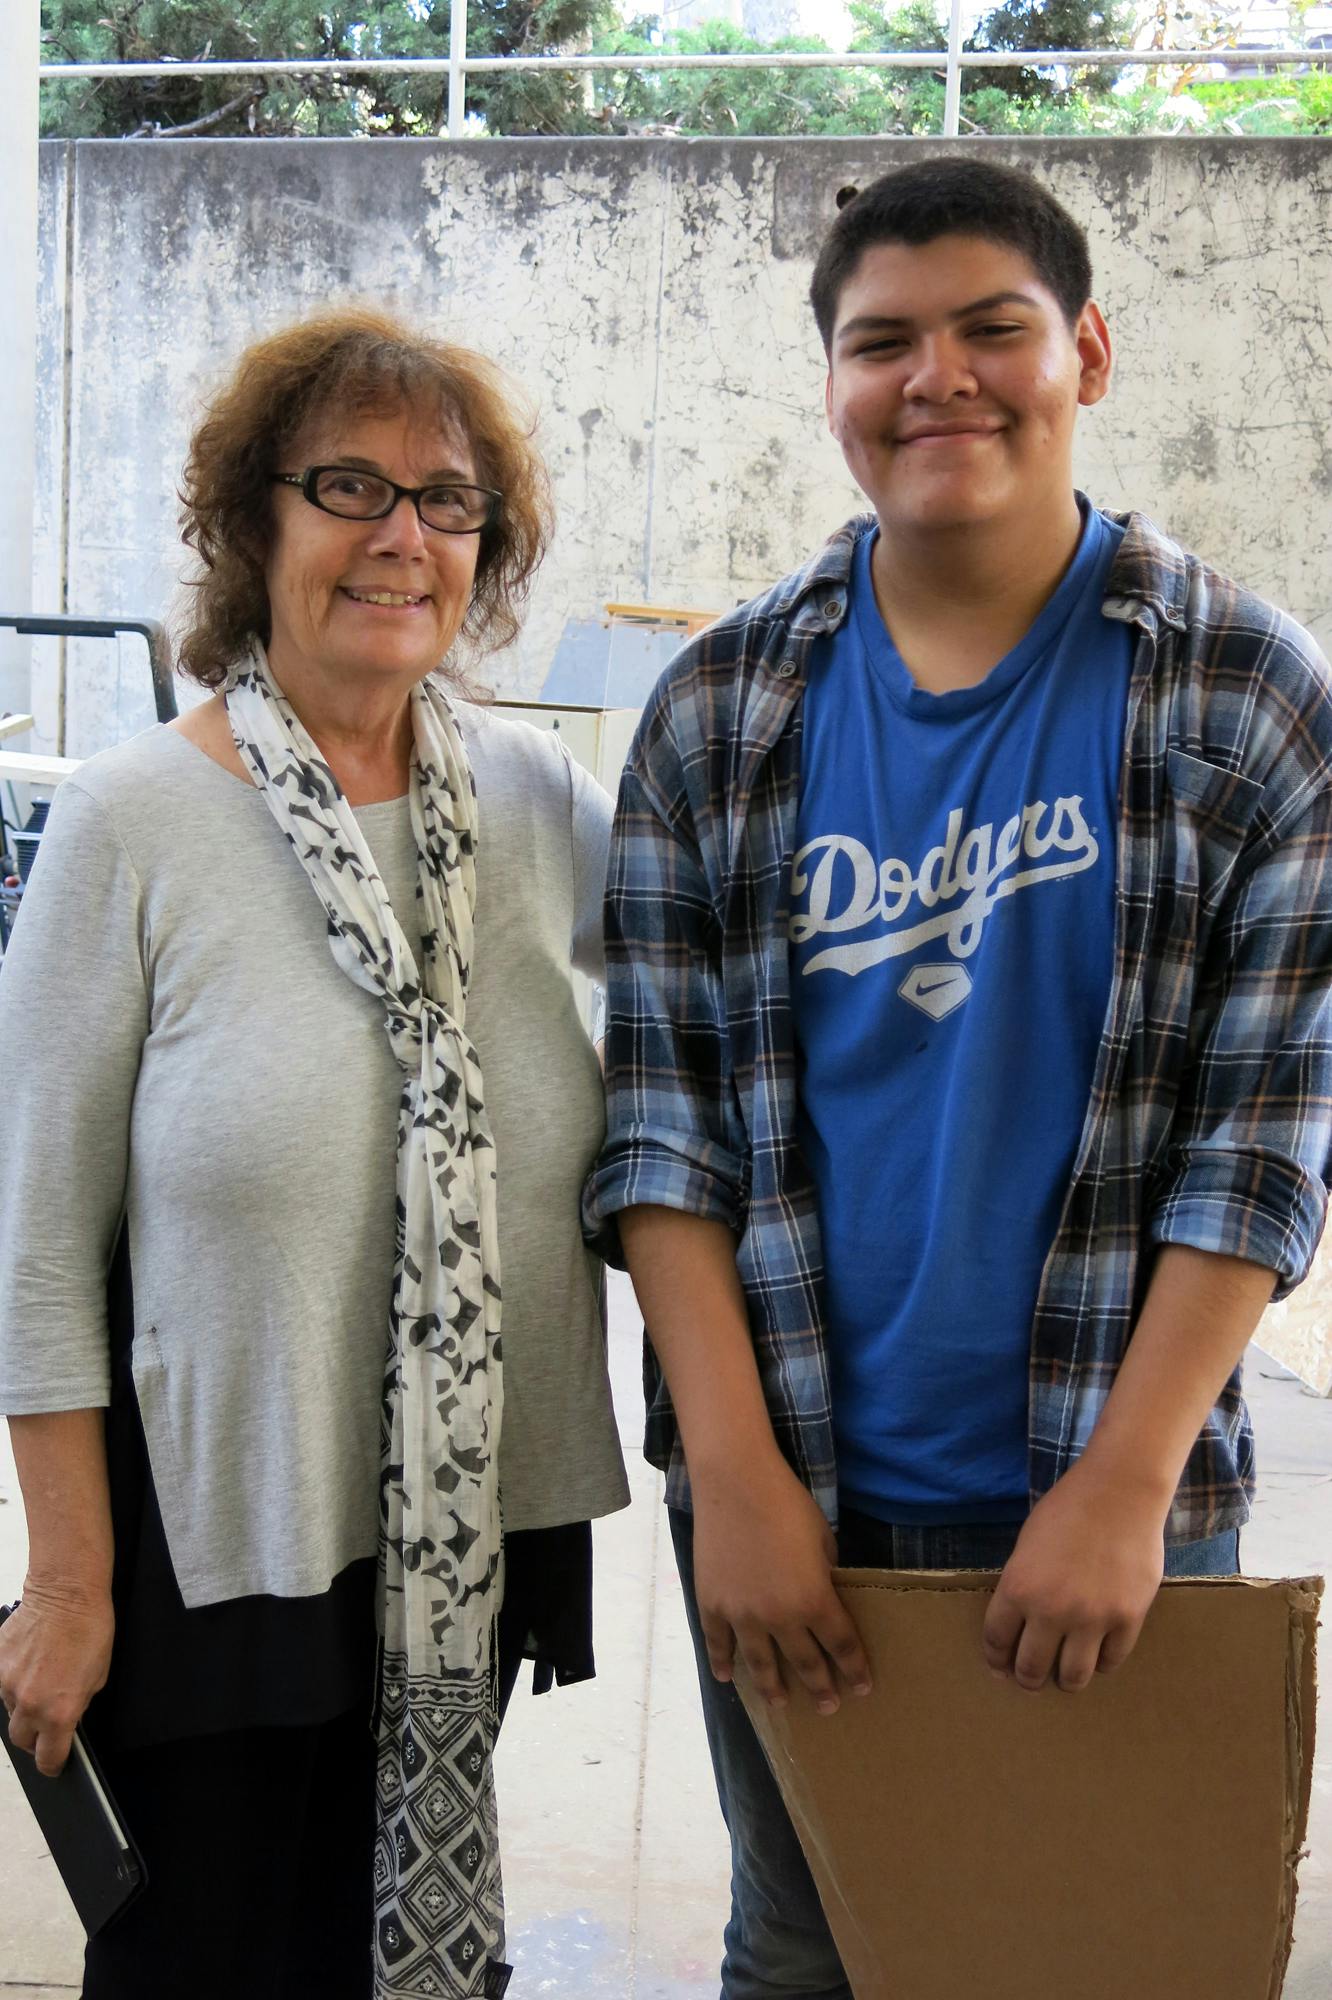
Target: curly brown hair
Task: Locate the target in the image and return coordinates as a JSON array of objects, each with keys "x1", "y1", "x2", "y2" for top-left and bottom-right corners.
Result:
[{"x1": 176, "y1": 308, "x2": 553, "y2": 690}]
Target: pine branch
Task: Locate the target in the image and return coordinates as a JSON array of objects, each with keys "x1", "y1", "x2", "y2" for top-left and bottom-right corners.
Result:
[{"x1": 129, "y1": 86, "x2": 267, "y2": 136}]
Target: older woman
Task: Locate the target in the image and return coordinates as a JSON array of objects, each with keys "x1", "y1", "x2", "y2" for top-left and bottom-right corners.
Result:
[{"x1": 0, "y1": 310, "x2": 628, "y2": 2000}]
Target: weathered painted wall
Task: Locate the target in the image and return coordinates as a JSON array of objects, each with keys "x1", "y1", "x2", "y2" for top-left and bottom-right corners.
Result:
[
  {"x1": 30, "y1": 142, "x2": 70, "y2": 747},
  {"x1": 33, "y1": 135, "x2": 1332, "y2": 758}
]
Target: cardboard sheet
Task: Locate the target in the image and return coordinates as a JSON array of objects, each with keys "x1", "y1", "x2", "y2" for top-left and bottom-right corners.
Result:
[{"x1": 738, "y1": 1571, "x2": 1321, "y2": 2000}]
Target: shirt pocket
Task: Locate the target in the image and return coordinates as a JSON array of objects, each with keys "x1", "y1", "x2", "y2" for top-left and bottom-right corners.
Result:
[{"x1": 1163, "y1": 750, "x2": 1265, "y2": 923}]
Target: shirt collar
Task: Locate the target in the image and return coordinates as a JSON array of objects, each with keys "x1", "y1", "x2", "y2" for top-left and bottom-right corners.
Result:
[
  {"x1": 786, "y1": 502, "x2": 1190, "y2": 639},
  {"x1": 1095, "y1": 505, "x2": 1190, "y2": 635},
  {"x1": 767, "y1": 513, "x2": 872, "y2": 629}
]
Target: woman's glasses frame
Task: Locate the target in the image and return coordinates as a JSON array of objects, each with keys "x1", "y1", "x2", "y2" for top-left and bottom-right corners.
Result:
[{"x1": 272, "y1": 467, "x2": 502, "y2": 535}]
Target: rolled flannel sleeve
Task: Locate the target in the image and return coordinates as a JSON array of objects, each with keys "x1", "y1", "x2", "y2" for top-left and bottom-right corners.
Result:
[
  {"x1": 1149, "y1": 783, "x2": 1332, "y2": 1296},
  {"x1": 582, "y1": 740, "x2": 748, "y2": 1266}
]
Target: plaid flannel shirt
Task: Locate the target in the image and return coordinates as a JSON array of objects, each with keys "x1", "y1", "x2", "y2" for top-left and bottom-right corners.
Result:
[{"x1": 584, "y1": 508, "x2": 1332, "y2": 1542}]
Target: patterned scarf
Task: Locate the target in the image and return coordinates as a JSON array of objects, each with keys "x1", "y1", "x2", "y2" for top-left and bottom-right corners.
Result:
[{"x1": 226, "y1": 641, "x2": 510, "y2": 2000}]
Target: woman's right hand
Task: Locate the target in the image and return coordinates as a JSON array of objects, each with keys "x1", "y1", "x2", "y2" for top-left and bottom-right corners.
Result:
[{"x1": 0, "y1": 1582, "x2": 114, "y2": 1776}]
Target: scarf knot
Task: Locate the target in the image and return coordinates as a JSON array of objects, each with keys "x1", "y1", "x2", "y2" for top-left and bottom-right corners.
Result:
[{"x1": 384, "y1": 992, "x2": 458, "y2": 1074}]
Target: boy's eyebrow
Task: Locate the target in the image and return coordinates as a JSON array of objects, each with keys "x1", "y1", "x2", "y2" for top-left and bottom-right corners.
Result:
[{"x1": 835, "y1": 290, "x2": 1042, "y2": 342}]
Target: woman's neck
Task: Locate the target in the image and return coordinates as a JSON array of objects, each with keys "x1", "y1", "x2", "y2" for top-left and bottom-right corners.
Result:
[{"x1": 264, "y1": 650, "x2": 418, "y2": 805}]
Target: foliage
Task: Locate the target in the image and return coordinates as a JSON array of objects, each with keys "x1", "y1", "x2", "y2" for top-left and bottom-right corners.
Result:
[
  {"x1": 589, "y1": 18, "x2": 907, "y2": 133},
  {"x1": 969, "y1": 0, "x2": 1132, "y2": 98},
  {"x1": 1184, "y1": 68, "x2": 1332, "y2": 129},
  {"x1": 466, "y1": 0, "x2": 619, "y2": 137},
  {"x1": 947, "y1": 69, "x2": 1332, "y2": 131},
  {"x1": 38, "y1": 0, "x2": 615, "y2": 138},
  {"x1": 38, "y1": 0, "x2": 1332, "y2": 137},
  {"x1": 839, "y1": 0, "x2": 942, "y2": 130},
  {"x1": 849, "y1": 0, "x2": 1128, "y2": 117}
]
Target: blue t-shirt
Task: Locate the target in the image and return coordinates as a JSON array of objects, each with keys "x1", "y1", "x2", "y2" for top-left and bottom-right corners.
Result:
[{"x1": 790, "y1": 506, "x2": 1133, "y2": 1523}]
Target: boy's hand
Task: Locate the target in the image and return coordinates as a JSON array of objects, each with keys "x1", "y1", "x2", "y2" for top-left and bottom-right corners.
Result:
[
  {"x1": 693, "y1": 1455, "x2": 873, "y2": 1715},
  {"x1": 981, "y1": 1458, "x2": 1169, "y2": 1693}
]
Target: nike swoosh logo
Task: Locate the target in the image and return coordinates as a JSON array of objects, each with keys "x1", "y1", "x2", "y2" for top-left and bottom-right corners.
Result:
[
  {"x1": 898, "y1": 962, "x2": 973, "y2": 1020},
  {"x1": 913, "y1": 966, "x2": 959, "y2": 993}
]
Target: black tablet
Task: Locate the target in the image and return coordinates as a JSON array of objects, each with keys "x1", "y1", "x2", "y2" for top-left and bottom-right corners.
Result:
[{"x1": 0, "y1": 1602, "x2": 146, "y2": 1934}]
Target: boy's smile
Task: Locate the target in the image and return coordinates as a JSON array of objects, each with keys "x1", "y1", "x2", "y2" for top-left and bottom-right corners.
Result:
[{"x1": 825, "y1": 233, "x2": 1112, "y2": 541}]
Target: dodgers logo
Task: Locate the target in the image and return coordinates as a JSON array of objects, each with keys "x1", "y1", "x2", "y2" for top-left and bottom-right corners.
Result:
[{"x1": 790, "y1": 795, "x2": 1099, "y2": 983}]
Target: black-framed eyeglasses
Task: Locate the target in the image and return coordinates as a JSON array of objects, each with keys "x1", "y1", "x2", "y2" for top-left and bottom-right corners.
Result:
[{"x1": 272, "y1": 466, "x2": 502, "y2": 535}]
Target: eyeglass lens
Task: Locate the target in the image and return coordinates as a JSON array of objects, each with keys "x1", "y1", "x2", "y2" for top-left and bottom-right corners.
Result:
[{"x1": 312, "y1": 468, "x2": 492, "y2": 531}]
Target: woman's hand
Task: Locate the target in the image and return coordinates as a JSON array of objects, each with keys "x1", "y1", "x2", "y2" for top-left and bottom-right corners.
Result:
[{"x1": 0, "y1": 1582, "x2": 114, "y2": 1775}]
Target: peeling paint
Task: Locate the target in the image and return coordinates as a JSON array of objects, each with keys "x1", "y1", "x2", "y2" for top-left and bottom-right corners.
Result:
[{"x1": 1159, "y1": 417, "x2": 1221, "y2": 486}]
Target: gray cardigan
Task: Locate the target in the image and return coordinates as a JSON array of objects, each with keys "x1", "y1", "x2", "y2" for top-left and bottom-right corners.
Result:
[{"x1": 0, "y1": 707, "x2": 628, "y2": 1607}]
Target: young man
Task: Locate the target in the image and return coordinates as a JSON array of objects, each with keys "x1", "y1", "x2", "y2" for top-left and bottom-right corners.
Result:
[{"x1": 584, "y1": 158, "x2": 1332, "y2": 1997}]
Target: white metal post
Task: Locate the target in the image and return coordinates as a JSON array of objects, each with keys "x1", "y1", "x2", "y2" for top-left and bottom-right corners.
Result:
[
  {"x1": 0, "y1": 1, "x2": 40, "y2": 726},
  {"x1": 943, "y1": 0, "x2": 966, "y2": 134},
  {"x1": 448, "y1": 0, "x2": 468, "y2": 137}
]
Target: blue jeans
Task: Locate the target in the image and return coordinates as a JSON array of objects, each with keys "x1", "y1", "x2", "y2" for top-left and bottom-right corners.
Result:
[{"x1": 670, "y1": 1506, "x2": 1240, "y2": 2000}]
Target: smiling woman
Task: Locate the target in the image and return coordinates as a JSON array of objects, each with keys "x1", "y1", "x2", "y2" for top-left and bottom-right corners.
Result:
[
  {"x1": 0, "y1": 311, "x2": 628, "y2": 2000},
  {"x1": 176, "y1": 309, "x2": 550, "y2": 694}
]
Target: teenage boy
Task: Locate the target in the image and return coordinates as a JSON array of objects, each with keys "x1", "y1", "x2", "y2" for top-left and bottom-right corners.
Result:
[{"x1": 584, "y1": 157, "x2": 1332, "y2": 1997}]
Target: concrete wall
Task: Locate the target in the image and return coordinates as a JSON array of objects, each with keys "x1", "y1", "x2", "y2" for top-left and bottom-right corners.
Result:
[{"x1": 32, "y1": 135, "x2": 1332, "y2": 758}]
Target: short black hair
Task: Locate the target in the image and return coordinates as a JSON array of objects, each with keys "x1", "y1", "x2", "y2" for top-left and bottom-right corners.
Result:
[{"x1": 810, "y1": 157, "x2": 1093, "y2": 352}]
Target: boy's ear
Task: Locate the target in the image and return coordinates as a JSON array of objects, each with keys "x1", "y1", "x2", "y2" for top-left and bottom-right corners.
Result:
[
  {"x1": 824, "y1": 368, "x2": 838, "y2": 440},
  {"x1": 1076, "y1": 300, "x2": 1113, "y2": 409}
]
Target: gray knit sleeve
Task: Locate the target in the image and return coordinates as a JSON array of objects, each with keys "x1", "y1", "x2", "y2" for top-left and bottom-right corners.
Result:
[{"x1": 0, "y1": 779, "x2": 149, "y2": 1412}]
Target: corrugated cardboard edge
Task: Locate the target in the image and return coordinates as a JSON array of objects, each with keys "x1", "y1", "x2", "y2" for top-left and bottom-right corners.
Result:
[{"x1": 1270, "y1": 1575, "x2": 1323, "y2": 2000}]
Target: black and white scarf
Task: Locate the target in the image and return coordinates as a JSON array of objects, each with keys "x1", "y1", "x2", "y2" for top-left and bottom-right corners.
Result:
[{"x1": 227, "y1": 642, "x2": 509, "y2": 2000}]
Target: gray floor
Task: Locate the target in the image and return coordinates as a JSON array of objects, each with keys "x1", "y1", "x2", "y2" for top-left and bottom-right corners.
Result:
[{"x1": 0, "y1": 1275, "x2": 1328, "y2": 1997}]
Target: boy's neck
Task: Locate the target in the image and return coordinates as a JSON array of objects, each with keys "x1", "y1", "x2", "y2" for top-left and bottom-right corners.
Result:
[{"x1": 868, "y1": 491, "x2": 1086, "y2": 697}]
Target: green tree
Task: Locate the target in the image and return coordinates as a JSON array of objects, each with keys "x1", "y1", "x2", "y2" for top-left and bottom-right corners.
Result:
[
  {"x1": 466, "y1": 0, "x2": 618, "y2": 137},
  {"x1": 973, "y1": 0, "x2": 1132, "y2": 100},
  {"x1": 38, "y1": 0, "x2": 1332, "y2": 137},
  {"x1": 39, "y1": 0, "x2": 615, "y2": 138},
  {"x1": 848, "y1": 0, "x2": 1130, "y2": 125},
  {"x1": 588, "y1": 18, "x2": 902, "y2": 135},
  {"x1": 845, "y1": 0, "x2": 945, "y2": 131}
]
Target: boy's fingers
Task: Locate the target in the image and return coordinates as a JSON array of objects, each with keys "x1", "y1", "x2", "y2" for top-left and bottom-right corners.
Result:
[
  {"x1": 812, "y1": 1603, "x2": 873, "y2": 1697},
  {"x1": 981, "y1": 1591, "x2": 1024, "y2": 1676},
  {"x1": 701, "y1": 1611, "x2": 736, "y2": 1684},
  {"x1": 736, "y1": 1630, "x2": 787, "y2": 1709},
  {"x1": 776, "y1": 1629, "x2": 841, "y2": 1712},
  {"x1": 1055, "y1": 1630, "x2": 1101, "y2": 1693},
  {"x1": 1012, "y1": 1617, "x2": 1061, "y2": 1692},
  {"x1": 1096, "y1": 1620, "x2": 1140, "y2": 1675}
]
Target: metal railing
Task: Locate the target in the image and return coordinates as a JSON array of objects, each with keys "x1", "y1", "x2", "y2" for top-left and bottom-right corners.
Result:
[{"x1": 38, "y1": 27, "x2": 1332, "y2": 141}]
